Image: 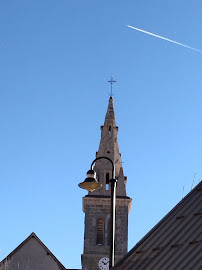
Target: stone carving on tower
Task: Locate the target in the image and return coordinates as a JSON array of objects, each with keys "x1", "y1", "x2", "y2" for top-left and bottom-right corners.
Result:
[{"x1": 81, "y1": 94, "x2": 132, "y2": 270}]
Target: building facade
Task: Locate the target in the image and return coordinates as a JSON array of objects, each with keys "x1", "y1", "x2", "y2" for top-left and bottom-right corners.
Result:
[{"x1": 0, "y1": 233, "x2": 67, "y2": 270}]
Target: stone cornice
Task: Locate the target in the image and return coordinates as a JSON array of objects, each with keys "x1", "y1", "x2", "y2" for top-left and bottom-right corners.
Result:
[{"x1": 82, "y1": 196, "x2": 132, "y2": 214}]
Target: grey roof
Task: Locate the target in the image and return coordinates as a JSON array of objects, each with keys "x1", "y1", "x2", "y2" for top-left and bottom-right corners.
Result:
[{"x1": 112, "y1": 181, "x2": 202, "y2": 270}]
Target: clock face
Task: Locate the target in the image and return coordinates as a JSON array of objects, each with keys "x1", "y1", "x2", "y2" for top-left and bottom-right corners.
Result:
[{"x1": 98, "y1": 257, "x2": 109, "y2": 270}]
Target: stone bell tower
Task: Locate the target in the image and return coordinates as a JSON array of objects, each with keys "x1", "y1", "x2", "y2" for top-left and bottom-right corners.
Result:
[{"x1": 81, "y1": 96, "x2": 132, "y2": 270}]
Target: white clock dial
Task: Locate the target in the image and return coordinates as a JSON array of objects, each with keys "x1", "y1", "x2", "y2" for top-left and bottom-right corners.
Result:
[{"x1": 98, "y1": 257, "x2": 109, "y2": 270}]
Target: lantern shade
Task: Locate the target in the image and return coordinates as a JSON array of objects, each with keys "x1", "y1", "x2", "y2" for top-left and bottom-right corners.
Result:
[{"x1": 78, "y1": 169, "x2": 102, "y2": 192}]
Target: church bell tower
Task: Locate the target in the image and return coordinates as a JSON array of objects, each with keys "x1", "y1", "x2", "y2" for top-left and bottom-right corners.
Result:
[{"x1": 81, "y1": 95, "x2": 132, "y2": 270}]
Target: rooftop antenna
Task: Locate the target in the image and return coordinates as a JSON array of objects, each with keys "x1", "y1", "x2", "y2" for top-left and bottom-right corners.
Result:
[
  {"x1": 108, "y1": 76, "x2": 116, "y2": 97},
  {"x1": 182, "y1": 186, "x2": 185, "y2": 199},
  {"x1": 191, "y1": 172, "x2": 197, "y2": 190}
]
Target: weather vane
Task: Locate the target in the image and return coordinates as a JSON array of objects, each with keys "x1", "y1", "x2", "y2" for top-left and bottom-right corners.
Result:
[{"x1": 108, "y1": 76, "x2": 116, "y2": 97}]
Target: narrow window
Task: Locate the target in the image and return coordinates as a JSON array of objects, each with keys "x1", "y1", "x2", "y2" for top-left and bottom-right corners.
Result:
[
  {"x1": 108, "y1": 126, "x2": 111, "y2": 135},
  {"x1": 97, "y1": 218, "x2": 104, "y2": 245},
  {"x1": 106, "y1": 173, "x2": 109, "y2": 190}
]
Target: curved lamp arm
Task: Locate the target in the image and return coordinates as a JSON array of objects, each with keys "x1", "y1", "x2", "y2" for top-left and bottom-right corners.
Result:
[{"x1": 90, "y1": 156, "x2": 115, "y2": 180}]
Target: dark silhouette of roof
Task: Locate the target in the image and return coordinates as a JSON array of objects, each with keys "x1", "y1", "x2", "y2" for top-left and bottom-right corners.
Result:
[{"x1": 112, "y1": 181, "x2": 202, "y2": 270}]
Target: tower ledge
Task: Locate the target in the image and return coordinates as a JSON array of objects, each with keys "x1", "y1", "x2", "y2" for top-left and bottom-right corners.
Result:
[{"x1": 82, "y1": 196, "x2": 132, "y2": 214}]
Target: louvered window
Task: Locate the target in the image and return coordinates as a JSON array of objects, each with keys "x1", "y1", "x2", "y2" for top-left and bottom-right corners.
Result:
[{"x1": 97, "y1": 218, "x2": 104, "y2": 245}]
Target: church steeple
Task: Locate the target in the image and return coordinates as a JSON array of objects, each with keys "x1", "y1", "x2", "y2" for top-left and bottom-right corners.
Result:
[
  {"x1": 81, "y1": 93, "x2": 132, "y2": 270},
  {"x1": 89, "y1": 96, "x2": 127, "y2": 196}
]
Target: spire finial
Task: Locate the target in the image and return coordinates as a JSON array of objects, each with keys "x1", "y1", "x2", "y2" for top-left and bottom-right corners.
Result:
[{"x1": 108, "y1": 76, "x2": 116, "y2": 97}]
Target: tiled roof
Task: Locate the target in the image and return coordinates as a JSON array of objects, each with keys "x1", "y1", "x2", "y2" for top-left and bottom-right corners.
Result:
[{"x1": 112, "y1": 181, "x2": 202, "y2": 270}]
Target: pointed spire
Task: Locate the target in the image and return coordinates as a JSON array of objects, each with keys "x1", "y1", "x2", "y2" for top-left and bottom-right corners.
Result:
[
  {"x1": 99, "y1": 97, "x2": 118, "y2": 163},
  {"x1": 119, "y1": 166, "x2": 124, "y2": 176},
  {"x1": 105, "y1": 96, "x2": 116, "y2": 125},
  {"x1": 89, "y1": 97, "x2": 127, "y2": 197}
]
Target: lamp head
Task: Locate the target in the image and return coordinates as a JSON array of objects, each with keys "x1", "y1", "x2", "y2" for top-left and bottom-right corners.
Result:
[{"x1": 78, "y1": 169, "x2": 102, "y2": 192}]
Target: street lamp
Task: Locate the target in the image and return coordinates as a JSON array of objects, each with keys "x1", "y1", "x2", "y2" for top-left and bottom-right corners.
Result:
[{"x1": 78, "y1": 156, "x2": 117, "y2": 269}]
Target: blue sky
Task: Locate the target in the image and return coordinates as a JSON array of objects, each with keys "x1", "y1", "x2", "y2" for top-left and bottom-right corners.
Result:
[{"x1": 0, "y1": 1, "x2": 201, "y2": 269}]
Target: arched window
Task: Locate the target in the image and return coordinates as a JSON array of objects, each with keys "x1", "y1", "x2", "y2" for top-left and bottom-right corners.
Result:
[
  {"x1": 108, "y1": 126, "x2": 111, "y2": 135},
  {"x1": 106, "y1": 173, "x2": 109, "y2": 190},
  {"x1": 97, "y1": 218, "x2": 104, "y2": 245}
]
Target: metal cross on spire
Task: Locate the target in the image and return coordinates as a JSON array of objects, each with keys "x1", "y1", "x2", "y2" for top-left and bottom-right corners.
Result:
[{"x1": 108, "y1": 76, "x2": 116, "y2": 97}]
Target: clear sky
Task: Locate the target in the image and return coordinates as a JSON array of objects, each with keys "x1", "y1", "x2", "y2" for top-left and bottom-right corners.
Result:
[{"x1": 0, "y1": 1, "x2": 201, "y2": 269}]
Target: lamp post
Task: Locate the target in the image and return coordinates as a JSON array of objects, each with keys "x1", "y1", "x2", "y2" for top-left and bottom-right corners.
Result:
[{"x1": 78, "y1": 156, "x2": 117, "y2": 269}]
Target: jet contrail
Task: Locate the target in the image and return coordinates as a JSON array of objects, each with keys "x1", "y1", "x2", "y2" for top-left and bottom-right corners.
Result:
[{"x1": 127, "y1": 25, "x2": 202, "y2": 53}]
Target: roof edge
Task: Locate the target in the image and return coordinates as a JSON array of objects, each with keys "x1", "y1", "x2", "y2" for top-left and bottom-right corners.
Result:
[
  {"x1": 0, "y1": 232, "x2": 66, "y2": 270},
  {"x1": 112, "y1": 181, "x2": 202, "y2": 269}
]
